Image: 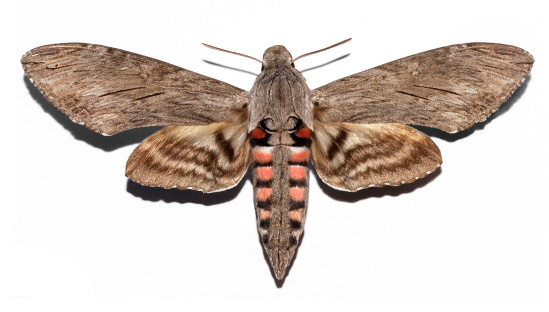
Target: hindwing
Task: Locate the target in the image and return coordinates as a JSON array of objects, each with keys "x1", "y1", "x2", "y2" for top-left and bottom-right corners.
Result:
[
  {"x1": 126, "y1": 120, "x2": 250, "y2": 193},
  {"x1": 311, "y1": 121, "x2": 442, "y2": 191}
]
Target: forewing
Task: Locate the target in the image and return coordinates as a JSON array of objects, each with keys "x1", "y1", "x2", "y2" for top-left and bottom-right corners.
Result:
[
  {"x1": 125, "y1": 118, "x2": 250, "y2": 193},
  {"x1": 21, "y1": 43, "x2": 249, "y2": 135},
  {"x1": 312, "y1": 122, "x2": 442, "y2": 191},
  {"x1": 312, "y1": 43, "x2": 534, "y2": 133}
]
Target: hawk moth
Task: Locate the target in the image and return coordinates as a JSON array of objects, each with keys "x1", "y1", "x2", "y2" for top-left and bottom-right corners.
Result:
[{"x1": 21, "y1": 39, "x2": 534, "y2": 280}]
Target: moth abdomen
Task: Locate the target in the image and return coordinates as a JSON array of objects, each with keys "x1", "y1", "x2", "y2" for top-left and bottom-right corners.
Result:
[{"x1": 251, "y1": 126, "x2": 311, "y2": 279}]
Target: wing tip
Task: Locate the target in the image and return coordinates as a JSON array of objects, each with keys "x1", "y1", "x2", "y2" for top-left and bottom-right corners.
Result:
[
  {"x1": 22, "y1": 71, "x2": 120, "y2": 136},
  {"x1": 20, "y1": 50, "x2": 31, "y2": 65},
  {"x1": 471, "y1": 42, "x2": 535, "y2": 67},
  {"x1": 20, "y1": 45, "x2": 46, "y2": 65}
]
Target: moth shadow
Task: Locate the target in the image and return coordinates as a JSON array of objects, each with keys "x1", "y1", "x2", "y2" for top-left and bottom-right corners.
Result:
[
  {"x1": 311, "y1": 166, "x2": 442, "y2": 203},
  {"x1": 412, "y1": 75, "x2": 532, "y2": 142},
  {"x1": 300, "y1": 54, "x2": 350, "y2": 73},
  {"x1": 126, "y1": 167, "x2": 252, "y2": 205},
  {"x1": 23, "y1": 76, "x2": 161, "y2": 152},
  {"x1": 202, "y1": 60, "x2": 258, "y2": 76}
]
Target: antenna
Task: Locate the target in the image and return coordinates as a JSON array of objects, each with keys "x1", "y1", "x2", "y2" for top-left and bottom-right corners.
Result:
[
  {"x1": 292, "y1": 38, "x2": 352, "y2": 63},
  {"x1": 202, "y1": 43, "x2": 263, "y2": 64}
]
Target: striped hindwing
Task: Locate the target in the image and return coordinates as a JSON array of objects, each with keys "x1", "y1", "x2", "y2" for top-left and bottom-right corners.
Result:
[
  {"x1": 126, "y1": 118, "x2": 250, "y2": 193},
  {"x1": 311, "y1": 121, "x2": 442, "y2": 191},
  {"x1": 312, "y1": 43, "x2": 533, "y2": 133},
  {"x1": 250, "y1": 126, "x2": 312, "y2": 280},
  {"x1": 21, "y1": 43, "x2": 249, "y2": 135}
]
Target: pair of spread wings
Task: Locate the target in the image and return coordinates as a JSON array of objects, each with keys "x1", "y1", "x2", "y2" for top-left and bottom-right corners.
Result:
[{"x1": 21, "y1": 43, "x2": 534, "y2": 192}]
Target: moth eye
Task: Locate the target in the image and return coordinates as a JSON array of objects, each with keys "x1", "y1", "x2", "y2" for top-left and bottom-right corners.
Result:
[
  {"x1": 260, "y1": 118, "x2": 275, "y2": 132},
  {"x1": 285, "y1": 116, "x2": 302, "y2": 131},
  {"x1": 261, "y1": 64, "x2": 265, "y2": 72},
  {"x1": 291, "y1": 63, "x2": 295, "y2": 68}
]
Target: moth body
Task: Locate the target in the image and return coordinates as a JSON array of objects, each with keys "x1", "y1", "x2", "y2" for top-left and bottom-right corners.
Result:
[{"x1": 249, "y1": 46, "x2": 313, "y2": 279}]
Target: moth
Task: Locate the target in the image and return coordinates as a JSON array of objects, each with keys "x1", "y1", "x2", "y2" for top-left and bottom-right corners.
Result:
[{"x1": 21, "y1": 39, "x2": 534, "y2": 280}]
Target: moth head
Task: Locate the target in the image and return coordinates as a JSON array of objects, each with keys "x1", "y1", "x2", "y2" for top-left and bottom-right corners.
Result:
[{"x1": 262, "y1": 45, "x2": 294, "y2": 69}]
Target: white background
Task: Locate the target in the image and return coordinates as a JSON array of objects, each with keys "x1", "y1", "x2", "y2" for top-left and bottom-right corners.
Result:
[{"x1": 3, "y1": 0, "x2": 548, "y2": 311}]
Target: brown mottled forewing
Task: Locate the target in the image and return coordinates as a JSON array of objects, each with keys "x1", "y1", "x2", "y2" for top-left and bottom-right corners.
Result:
[
  {"x1": 126, "y1": 120, "x2": 250, "y2": 193},
  {"x1": 311, "y1": 122, "x2": 441, "y2": 191},
  {"x1": 311, "y1": 43, "x2": 534, "y2": 133},
  {"x1": 21, "y1": 43, "x2": 249, "y2": 135}
]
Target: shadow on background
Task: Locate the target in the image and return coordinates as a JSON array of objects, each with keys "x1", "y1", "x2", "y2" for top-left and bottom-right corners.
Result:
[
  {"x1": 202, "y1": 60, "x2": 258, "y2": 76},
  {"x1": 300, "y1": 53, "x2": 350, "y2": 73}
]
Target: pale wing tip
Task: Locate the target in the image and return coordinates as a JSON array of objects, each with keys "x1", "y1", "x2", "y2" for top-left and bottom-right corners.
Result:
[
  {"x1": 20, "y1": 50, "x2": 40, "y2": 73},
  {"x1": 20, "y1": 50, "x2": 32, "y2": 64},
  {"x1": 20, "y1": 45, "x2": 46, "y2": 64},
  {"x1": 20, "y1": 45, "x2": 51, "y2": 64}
]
